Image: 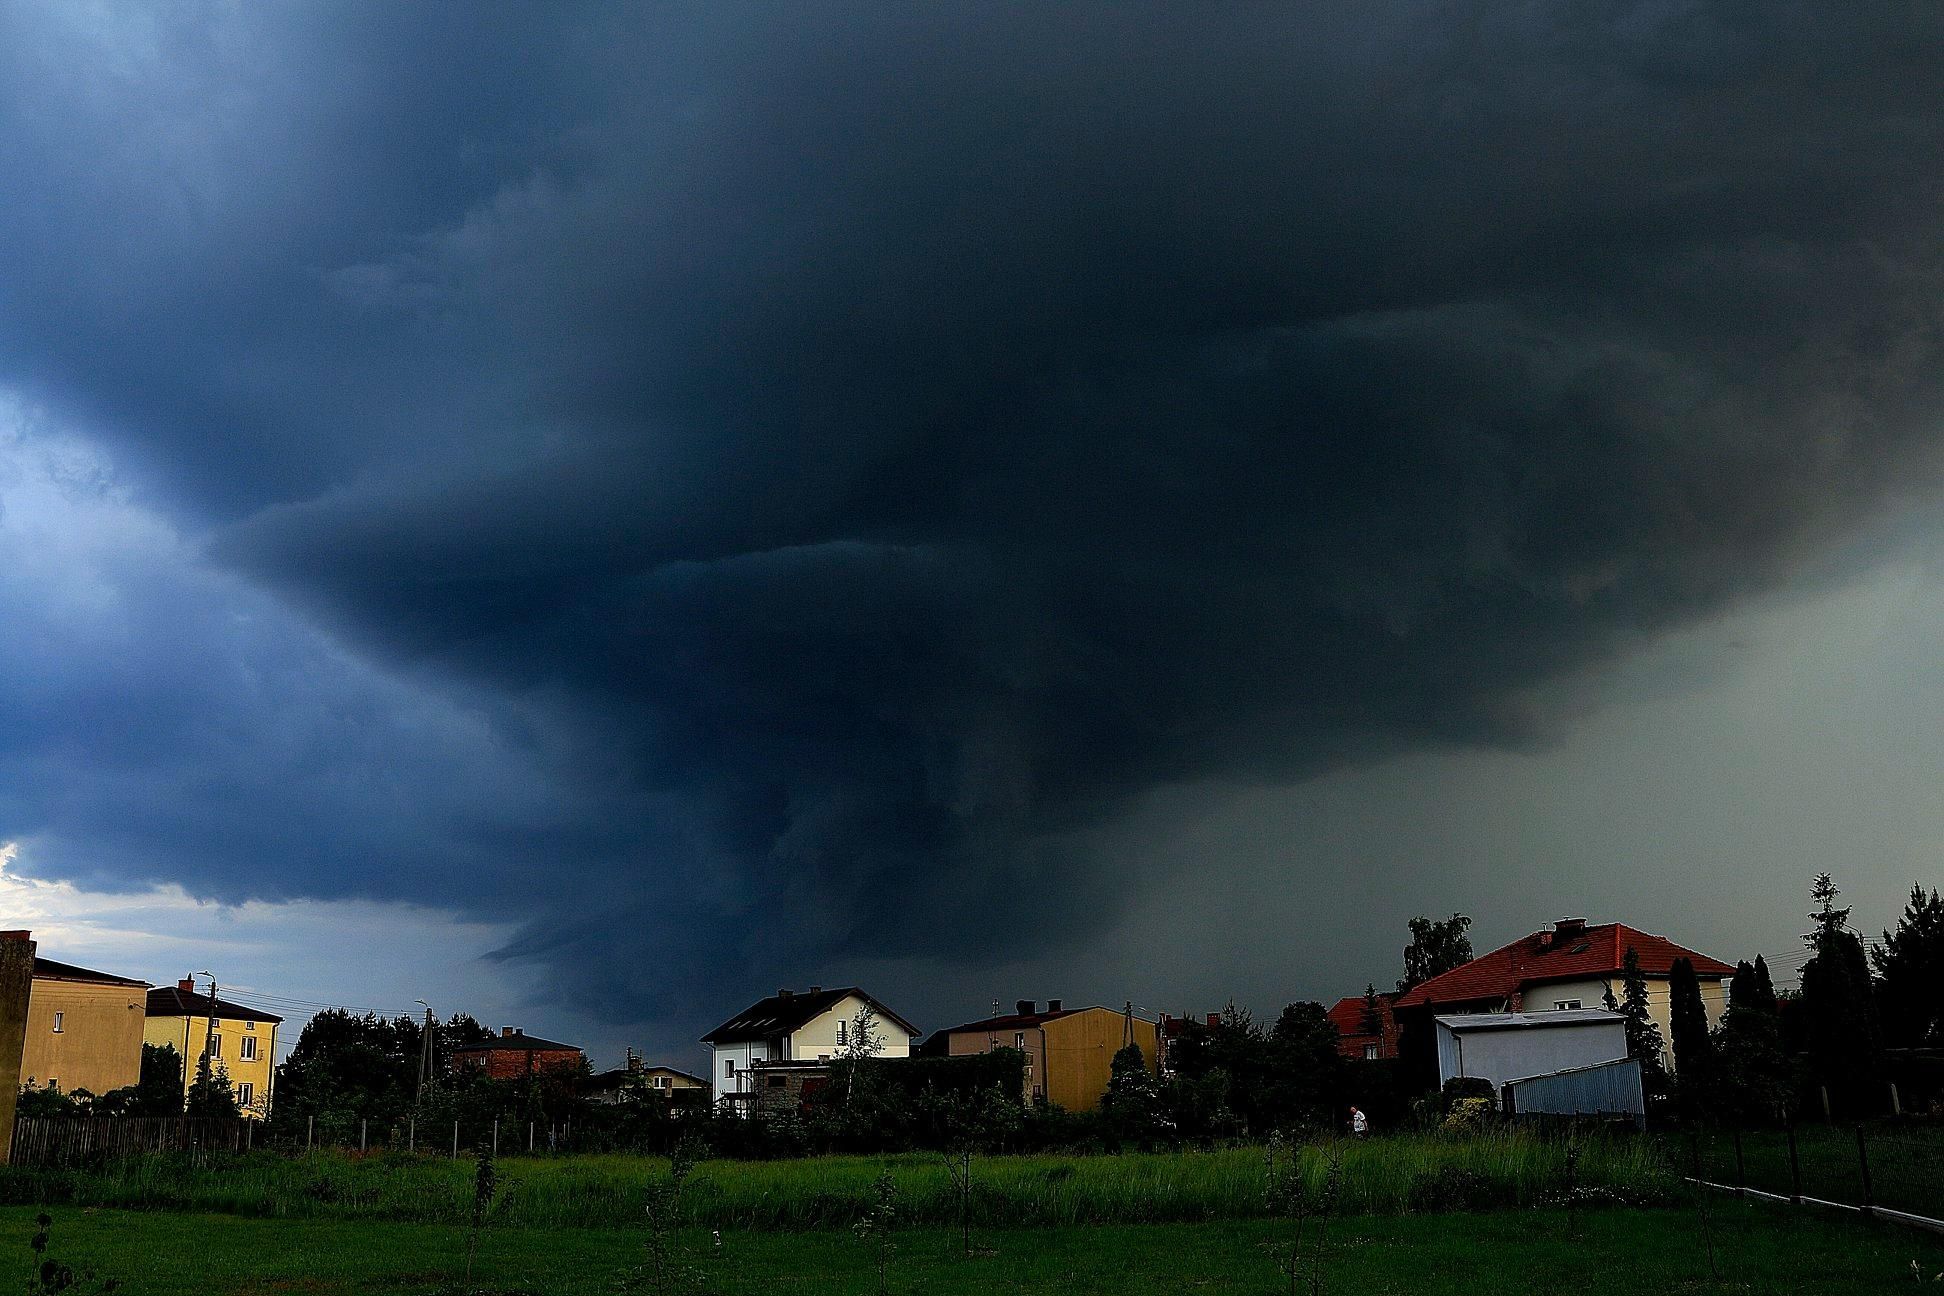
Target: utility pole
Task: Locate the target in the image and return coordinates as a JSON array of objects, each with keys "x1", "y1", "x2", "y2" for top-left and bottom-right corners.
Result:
[
  {"x1": 415, "y1": 1001, "x2": 437, "y2": 1101},
  {"x1": 195, "y1": 970, "x2": 218, "y2": 1091}
]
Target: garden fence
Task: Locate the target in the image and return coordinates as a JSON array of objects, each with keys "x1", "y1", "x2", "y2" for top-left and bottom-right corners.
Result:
[
  {"x1": 10, "y1": 1116, "x2": 255, "y2": 1167},
  {"x1": 1687, "y1": 1122, "x2": 1944, "y2": 1232}
]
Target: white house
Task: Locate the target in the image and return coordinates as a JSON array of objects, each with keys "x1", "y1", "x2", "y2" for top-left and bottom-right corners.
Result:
[
  {"x1": 1434, "y1": 1008, "x2": 1628, "y2": 1092},
  {"x1": 702, "y1": 986, "x2": 919, "y2": 1111}
]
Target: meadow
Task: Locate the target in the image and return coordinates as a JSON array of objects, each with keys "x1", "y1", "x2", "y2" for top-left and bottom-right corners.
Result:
[
  {"x1": 1, "y1": 1200, "x2": 1939, "y2": 1295},
  {"x1": 0, "y1": 1130, "x2": 1678, "y2": 1229},
  {"x1": 1, "y1": 1131, "x2": 1935, "y2": 1294}
]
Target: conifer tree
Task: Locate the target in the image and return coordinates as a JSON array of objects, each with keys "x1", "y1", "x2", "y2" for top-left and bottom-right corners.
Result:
[{"x1": 1873, "y1": 883, "x2": 1944, "y2": 1048}]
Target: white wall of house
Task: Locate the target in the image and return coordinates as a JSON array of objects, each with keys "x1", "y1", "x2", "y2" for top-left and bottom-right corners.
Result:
[
  {"x1": 1523, "y1": 977, "x2": 1728, "y2": 1070},
  {"x1": 711, "y1": 1039, "x2": 774, "y2": 1104}
]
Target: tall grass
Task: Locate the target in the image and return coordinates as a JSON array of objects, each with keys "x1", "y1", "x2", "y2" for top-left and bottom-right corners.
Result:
[{"x1": 0, "y1": 1131, "x2": 1675, "y2": 1231}]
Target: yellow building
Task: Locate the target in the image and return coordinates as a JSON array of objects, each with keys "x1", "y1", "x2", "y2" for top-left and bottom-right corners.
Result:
[
  {"x1": 142, "y1": 978, "x2": 282, "y2": 1119},
  {"x1": 20, "y1": 958, "x2": 149, "y2": 1098},
  {"x1": 937, "y1": 1000, "x2": 1159, "y2": 1110}
]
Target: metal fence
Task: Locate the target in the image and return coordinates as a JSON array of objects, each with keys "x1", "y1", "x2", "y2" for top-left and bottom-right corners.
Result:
[
  {"x1": 10, "y1": 1116, "x2": 257, "y2": 1168},
  {"x1": 1687, "y1": 1122, "x2": 1944, "y2": 1231},
  {"x1": 276, "y1": 1115, "x2": 582, "y2": 1159}
]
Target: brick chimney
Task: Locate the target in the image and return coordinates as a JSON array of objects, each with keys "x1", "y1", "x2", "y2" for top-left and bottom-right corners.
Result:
[
  {"x1": 1048, "y1": 999, "x2": 1063, "y2": 1012},
  {"x1": 178, "y1": 976, "x2": 196, "y2": 993},
  {"x1": 501, "y1": 1026, "x2": 517, "y2": 1037},
  {"x1": 1015, "y1": 999, "x2": 1035, "y2": 1016}
]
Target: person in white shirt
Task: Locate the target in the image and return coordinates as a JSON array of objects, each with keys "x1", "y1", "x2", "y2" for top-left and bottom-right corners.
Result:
[{"x1": 1349, "y1": 1105, "x2": 1369, "y2": 1136}]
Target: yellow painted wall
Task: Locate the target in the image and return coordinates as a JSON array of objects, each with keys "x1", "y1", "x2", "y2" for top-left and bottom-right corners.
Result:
[
  {"x1": 21, "y1": 976, "x2": 144, "y2": 1097},
  {"x1": 1038, "y1": 1009, "x2": 1158, "y2": 1111},
  {"x1": 142, "y1": 1014, "x2": 279, "y2": 1119},
  {"x1": 945, "y1": 1024, "x2": 1048, "y2": 1102},
  {"x1": 785, "y1": 994, "x2": 915, "y2": 1061}
]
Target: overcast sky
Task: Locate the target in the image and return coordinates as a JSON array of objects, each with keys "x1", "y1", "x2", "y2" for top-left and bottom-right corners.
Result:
[{"x1": 2, "y1": 3, "x2": 1942, "y2": 1069}]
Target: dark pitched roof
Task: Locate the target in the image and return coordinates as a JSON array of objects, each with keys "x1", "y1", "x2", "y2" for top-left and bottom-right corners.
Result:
[
  {"x1": 33, "y1": 957, "x2": 146, "y2": 988},
  {"x1": 453, "y1": 1031, "x2": 580, "y2": 1054},
  {"x1": 589, "y1": 1065, "x2": 706, "y2": 1089},
  {"x1": 1395, "y1": 922, "x2": 1735, "y2": 1010},
  {"x1": 935, "y1": 1008, "x2": 1079, "y2": 1036},
  {"x1": 702, "y1": 987, "x2": 919, "y2": 1044},
  {"x1": 145, "y1": 985, "x2": 283, "y2": 1024}
]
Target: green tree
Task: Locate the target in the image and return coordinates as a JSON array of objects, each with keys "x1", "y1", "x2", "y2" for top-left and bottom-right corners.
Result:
[
  {"x1": 1711, "y1": 956, "x2": 1789, "y2": 1123},
  {"x1": 135, "y1": 1043, "x2": 184, "y2": 1116},
  {"x1": 1102, "y1": 1042, "x2": 1167, "y2": 1145},
  {"x1": 1798, "y1": 872, "x2": 1883, "y2": 1113},
  {"x1": 1264, "y1": 1001, "x2": 1344, "y2": 1130},
  {"x1": 1608, "y1": 946, "x2": 1668, "y2": 1108},
  {"x1": 1398, "y1": 914, "x2": 1473, "y2": 993},
  {"x1": 185, "y1": 1051, "x2": 240, "y2": 1118},
  {"x1": 1667, "y1": 957, "x2": 1713, "y2": 1119},
  {"x1": 1872, "y1": 883, "x2": 1944, "y2": 1048}
]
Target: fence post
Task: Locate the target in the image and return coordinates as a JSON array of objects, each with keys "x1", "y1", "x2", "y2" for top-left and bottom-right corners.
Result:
[
  {"x1": 1889, "y1": 1082, "x2": 1901, "y2": 1118},
  {"x1": 409, "y1": 1117, "x2": 415, "y2": 1153},
  {"x1": 1855, "y1": 1126, "x2": 1874, "y2": 1218},
  {"x1": 1819, "y1": 1085, "x2": 1831, "y2": 1121},
  {"x1": 492, "y1": 1119, "x2": 499, "y2": 1157},
  {"x1": 360, "y1": 1119, "x2": 368, "y2": 1153},
  {"x1": 528, "y1": 1121, "x2": 534, "y2": 1154},
  {"x1": 246, "y1": 1121, "x2": 253, "y2": 1152},
  {"x1": 306, "y1": 1115, "x2": 313, "y2": 1152},
  {"x1": 452, "y1": 1120, "x2": 458, "y2": 1160},
  {"x1": 1731, "y1": 1129, "x2": 1745, "y2": 1197},
  {"x1": 1786, "y1": 1122, "x2": 1803, "y2": 1203}
]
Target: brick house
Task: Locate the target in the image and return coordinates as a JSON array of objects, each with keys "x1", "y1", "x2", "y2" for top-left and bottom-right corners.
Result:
[
  {"x1": 1325, "y1": 992, "x2": 1399, "y2": 1061},
  {"x1": 451, "y1": 1027, "x2": 584, "y2": 1080}
]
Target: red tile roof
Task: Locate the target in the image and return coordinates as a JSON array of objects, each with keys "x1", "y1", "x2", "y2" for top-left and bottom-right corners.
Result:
[
  {"x1": 1326, "y1": 993, "x2": 1398, "y2": 1059},
  {"x1": 1394, "y1": 922, "x2": 1734, "y2": 1011}
]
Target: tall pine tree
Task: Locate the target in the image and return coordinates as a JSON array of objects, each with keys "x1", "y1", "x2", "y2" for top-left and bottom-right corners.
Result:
[
  {"x1": 1667, "y1": 956, "x2": 1713, "y2": 1119},
  {"x1": 1610, "y1": 945, "x2": 1669, "y2": 1108},
  {"x1": 1798, "y1": 873, "x2": 1883, "y2": 1114},
  {"x1": 1873, "y1": 883, "x2": 1944, "y2": 1049}
]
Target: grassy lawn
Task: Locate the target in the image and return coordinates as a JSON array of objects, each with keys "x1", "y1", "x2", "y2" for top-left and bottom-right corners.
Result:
[
  {"x1": 0, "y1": 1133, "x2": 1677, "y2": 1228},
  {"x1": 0, "y1": 1201, "x2": 1939, "y2": 1295}
]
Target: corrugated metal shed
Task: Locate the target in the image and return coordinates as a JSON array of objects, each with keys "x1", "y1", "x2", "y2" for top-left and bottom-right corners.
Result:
[
  {"x1": 1505, "y1": 1057, "x2": 1645, "y2": 1127},
  {"x1": 1434, "y1": 1009, "x2": 1627, "y2": 1090}
]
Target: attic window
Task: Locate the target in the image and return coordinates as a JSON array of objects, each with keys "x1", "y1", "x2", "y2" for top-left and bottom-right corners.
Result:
[{"x1": 1568, "y1": 942, "x2": 1590, "y2": 955}]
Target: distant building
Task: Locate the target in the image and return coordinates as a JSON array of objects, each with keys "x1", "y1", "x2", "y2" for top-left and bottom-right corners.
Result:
[
  {"x1": 586, "y1": 1050, "x2": 708, "y2": 1105},
  {"x1": 1325, "y1": 992, "x2": 1399, "y2": 1062},
  {"x1": 1394, "y1": 918, "x2": 1733, "y2": 1070},
  {"x1": 451, "y1": 1027, "x2": 585, "y2": 1080},
  {"x1": 20, "y1": 957, "x2": 149, "y2": 1100},
  {"x1": 703, "y1": 987, "x2": 918, "y2": 1112},
  {"x1": 930, "y1": 1000, "x2": 1158, "y2": 1110},
  {"x1": 143, "y1": 977, "x2": 283, "y2": 1119}
]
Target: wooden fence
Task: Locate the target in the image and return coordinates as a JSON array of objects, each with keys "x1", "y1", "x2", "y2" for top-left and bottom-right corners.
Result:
[{"x1": 9, "y1": 1116, "x2": 255, "y2": 1167}]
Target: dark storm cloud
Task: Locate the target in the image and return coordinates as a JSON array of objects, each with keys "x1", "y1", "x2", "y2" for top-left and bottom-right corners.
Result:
[{"x1": 4, "y1": 3, "x2": 1943, "y2": 1020}]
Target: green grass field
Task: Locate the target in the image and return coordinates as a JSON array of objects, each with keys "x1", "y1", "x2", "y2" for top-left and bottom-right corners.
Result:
[
  {"x1": 0, "y1": 1131, "x2": 1675, "y2": 1229},
  {"x1": 1, "y1": 1200, "x2": 1938, "y2": 1294}
]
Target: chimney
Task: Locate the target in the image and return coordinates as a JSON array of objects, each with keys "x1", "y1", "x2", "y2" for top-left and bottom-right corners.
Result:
[
  {"x1": 0, "y1": 931, "x2": 30, "y2": 941},
  {"x1": 501, "y1": 1026, "x2": 516, "y2": 1037},
  {"x1": 778, "y1": 988, "x2": 793, "y2": 999},
  {"x1": 1015, "y1": 999, "x2": 1035, "y2": 1016},
  {"x1": 1554, "y1": 917, "x2": 1587, "y2": 937},
  {"x1": 178, "y1": 976, "x2": 196, "y2": 993},
  {"x1": 626, "y1": 1048, "x2": 641, "y2": 1073},
  {"x1": 1048, "y1": 999, "x2": 1063, "y2": 1013},
  {"x1": 1206, "y1": 1013, "x2": 1220, "y2": 1028}
]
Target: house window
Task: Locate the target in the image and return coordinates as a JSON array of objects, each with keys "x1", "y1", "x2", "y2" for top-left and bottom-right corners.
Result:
[
  {"x1": 1554, "y1": 1000, "x2": 1581, "y2": 1010},
  {"x1": 836, "y1": 1020, "x2": 848, "y2": 1046},
  {"x1": 1014, "y1": 1032, "x2": 1025, "y2": 1049},
  {"x1": 653, "y1": 1076, "x2": 668, "y2": 1089},
  {"x1": 51, "y1": 1012, "x2": 63, "y2": 1033},
  {"x1": 1363, "y1": 1043, "x2": 1379, "y2": 1060},
  {"x1": 240, "y1": 1036, "x2": 257, "y2": 1062},
  {"x1": 209, "y1": 1034, "x2": 222, "y2": 1057},
  {"x1": 724, "y1": 1059, "x2": 735, "y2": 1077},
  {"x1": 245, "y1": 1021, "x2": 255, "y2": 1031},
  {"x1": 237, "y1": 1082, "x2": 254, "y2": 1107},
  {"x1": 767, "y1": 1075, "x2": 785, "y2": 1089}
]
